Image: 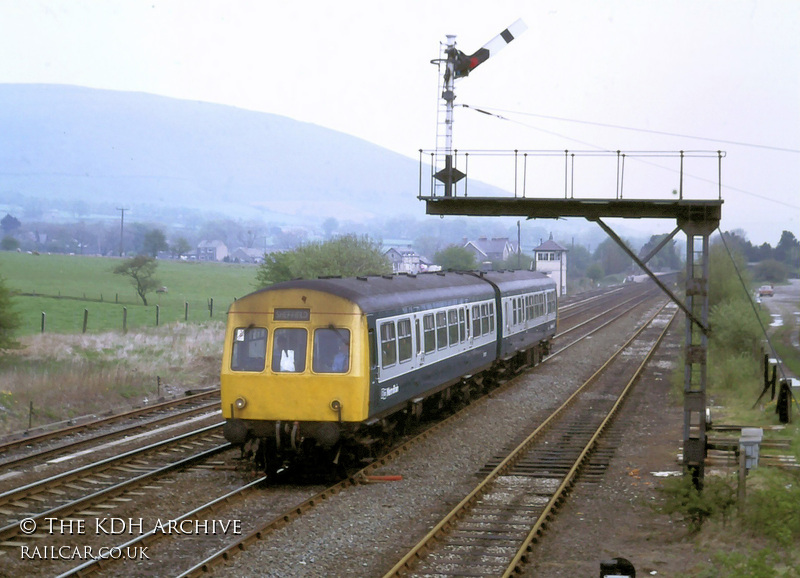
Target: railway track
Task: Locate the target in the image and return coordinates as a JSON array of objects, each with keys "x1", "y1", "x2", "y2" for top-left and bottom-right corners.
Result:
[
  {"x1": 0, "y1": 390, "x2": 220, "y2": 467},
  {"x1": 45, "y1": 284, "x2": 672, "y2": 577},
  {"x1": 383, "y1": 302, "x2": 677, "y2": 577},
  {"x1": 4, "y1": 281, "x2": 674, "y2": 576},
  {"x1": 0, "y1": 423, "x2": 229, "y2": 546}
]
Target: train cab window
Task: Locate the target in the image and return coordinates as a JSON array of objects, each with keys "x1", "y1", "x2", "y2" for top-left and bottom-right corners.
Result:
[
  {"x1": 313, "y1": 328, "x2": 350, "y2": 373},
  {"x1": 271, "y1": 328, "x2": 307, "y2": 373},
  {"x1": 472, "y1": 305, "x2": 481, "y2": 337},
  {"x1": 436, "y1": 312, "x2": 448, "y2": 350},
  {"x1": 380, "y1": 322, "x2": 397, "y2": 368},
  {"x1": 231, "y1": 327, "x2": 267, "y2": 372},
  {"x1": 423, "y1": 314, "x2": 436, "y2": 353},
  {"x1": 447, "y1": 310, "x2": 459, "y2": 346},
  {"x1": 397, "y1": 319, "x2": 412, "y2": 363}
]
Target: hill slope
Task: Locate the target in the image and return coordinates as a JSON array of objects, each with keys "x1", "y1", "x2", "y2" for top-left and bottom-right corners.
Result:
[{"x1": 0, "y1": 84, "x2": 484, "y2": 224}]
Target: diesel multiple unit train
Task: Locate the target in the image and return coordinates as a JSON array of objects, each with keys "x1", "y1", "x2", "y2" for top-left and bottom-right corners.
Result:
[{"x1": 221, "y1": 269, "x2": 558, "y2": 476}]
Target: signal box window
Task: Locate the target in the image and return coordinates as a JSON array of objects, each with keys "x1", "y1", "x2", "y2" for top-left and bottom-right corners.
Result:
[
  {"x1": 272, "y1": 328, "x2": 307, "y2": 373},
  {"x1": 380, "y1": 322, "x2": 397, "y2": 368},
  {"x1": 231, "y1": 327, "x2": 267, "y2": 372},
  {"x1": 313, "y1": 328, "x2": 350, "y2": 373}
]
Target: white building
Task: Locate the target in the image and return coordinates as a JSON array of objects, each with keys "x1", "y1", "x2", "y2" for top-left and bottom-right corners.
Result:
[{"x1": 533, "y1": 234, "x2": 568, "y2": 296}]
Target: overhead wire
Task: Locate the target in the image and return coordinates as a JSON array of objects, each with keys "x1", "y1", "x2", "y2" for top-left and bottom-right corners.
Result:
[
  {"x1": 471, "y1": 105, "x2": 800, "y2": 154},
  {"x1": 458, "y1": 104, "x2": 800, "y2": 210}
]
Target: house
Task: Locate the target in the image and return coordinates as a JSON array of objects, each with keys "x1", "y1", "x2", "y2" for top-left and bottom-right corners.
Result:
[
  {"x1": 533, "y1": 234, "x2": 568, "y2": 296},
  {"x1": 384, "y1": 247, "x2": 422, "y2": 274},
  {"x1": 229, "y1": 247, "x2": 264, "y2": 264},
  {"x1": 197, "y1": 240, "x2": 228, "y2": 262},
  {"x1": 463, "y1": 237, "x2": 518, "y2": 264}
]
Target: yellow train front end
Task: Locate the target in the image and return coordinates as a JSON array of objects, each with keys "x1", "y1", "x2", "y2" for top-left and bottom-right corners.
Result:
[{"x1": 220, "y1": 285, "x2": 369, "y2": 472}]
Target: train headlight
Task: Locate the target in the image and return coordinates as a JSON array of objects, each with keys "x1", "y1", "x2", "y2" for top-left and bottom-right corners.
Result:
[{"x1": 234, "y1": 397, "x2": 247, "y2": 410}]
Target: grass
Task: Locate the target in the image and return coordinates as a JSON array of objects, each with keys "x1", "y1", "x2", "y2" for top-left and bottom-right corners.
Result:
[
  {"x1": 662, "y1": 299, "x2": 800, "y2": 576},
  {"x1": 1, "y1": 252, "x2": 258, "y2": 335},
  {"x1": 0, "y1": 321, "x2": 225, "y2": 434}
]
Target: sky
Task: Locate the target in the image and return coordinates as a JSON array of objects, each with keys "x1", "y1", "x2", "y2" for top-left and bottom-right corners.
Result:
[{"x1": 1, "y1": 0, "x2": 798, "y2": 246}]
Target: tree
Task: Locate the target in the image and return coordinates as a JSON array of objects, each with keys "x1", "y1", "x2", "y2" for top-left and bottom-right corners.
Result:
[
  {"x1": 593, "y1": 237, "x2": 632, "y2": 276},
  {"x1": 142, "y1": 229, "x2": 168, "y2": 258},
  {"x1": 172, "y1": 237, "x2": 192, "y2": 259},
  {"x1": 586, "y1": 262, "x2": 605, "y2": 285},
  {"x1": 0, "y1": 273, "x2": 21, "y2": 350},
  {"x1": 1, "y1": 214, "x2": 21, "y2": 235},
  {"x1": 1, "y1": 236, "x2": 19, "y2": 251},
  {"x1": 113, "y1": 256, "x2": 160, "y2": 305},
  {"x1": 639, "y1": 234, "x2": 682, "y2": 271},
  {"x1": 775, "y1": 230, "x2": 799, "y2": 268},
  {"x1": 255, "y1": 234, "x2": 391, "y2": 286},
  {"x1": 322, "y1": 218, "x2": 339, "y2": 239},
  {"x1": 434, "y1": 245, "x2": 477, "y2": 270},
  {"x1": 753, "y1": 259, "x2": 788, "y2": 284}
]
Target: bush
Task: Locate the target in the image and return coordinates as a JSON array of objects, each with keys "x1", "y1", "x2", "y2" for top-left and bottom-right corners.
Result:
[
  {"x1": 744, "y1": 469, "x2": 800, "y2": 547},
  {"x1": 710, "y1": 299, "x2": 764, "y2": 356},
  {"x1": 656, "y1": 473, "x2": 737, "y2": 533}
]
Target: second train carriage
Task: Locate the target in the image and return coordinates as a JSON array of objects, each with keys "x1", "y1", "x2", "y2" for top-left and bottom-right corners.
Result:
[{"x1": 221, "y1": 269, "x2": 557, "y2": 474}]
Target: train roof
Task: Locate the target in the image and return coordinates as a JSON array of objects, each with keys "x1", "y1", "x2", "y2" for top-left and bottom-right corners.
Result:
[{"x1": 239, "y1": 270, "x2": 555, "y2": 315}]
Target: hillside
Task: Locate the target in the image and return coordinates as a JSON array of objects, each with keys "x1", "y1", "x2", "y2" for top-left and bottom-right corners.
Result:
[{"x1": 0, "y1": 84, "x2": 500, "y2": 225}]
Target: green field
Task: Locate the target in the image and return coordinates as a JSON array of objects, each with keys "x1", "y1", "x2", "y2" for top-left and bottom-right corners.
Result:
[{"x1": 0, "y1": 252, "x2": 259, "y2": 335}]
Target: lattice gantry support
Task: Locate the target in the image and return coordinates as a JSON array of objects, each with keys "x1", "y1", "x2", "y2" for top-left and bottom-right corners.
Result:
[{"x1": 680, "y1": 216, "x2": 717, "y2": 487}]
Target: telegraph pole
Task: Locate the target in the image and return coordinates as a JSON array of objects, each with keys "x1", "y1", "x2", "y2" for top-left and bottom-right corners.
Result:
[{"x1": 117, "y1": 207, "x2": 128, "y2": 257}]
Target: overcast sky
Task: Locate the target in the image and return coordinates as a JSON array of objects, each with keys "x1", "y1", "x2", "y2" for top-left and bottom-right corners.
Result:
[{"x1": 1, "y1": 0, "x2": 797, "y2": 245}]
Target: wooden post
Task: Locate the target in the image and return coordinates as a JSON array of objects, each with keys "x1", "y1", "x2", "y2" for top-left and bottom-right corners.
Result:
[
  {"x1": 156, "y1": 305, "x2": 160, "y2": 326},
  {"x1": 123, "y1": 307, "x2": 128, "y2": 333},
  {"x1": 41, "y1": 312, "x2": 46, "y2": 333},
  {"x1": 82, "y1": 309, "x2": 88, "y2": 333},
  {"x1": 738, "y1": 448, "x2": 746, "y2": 512},
  {"x1": 184, "y1": 301, "x2": 189, "y2": 321},
  {"x1": 28, "y1": 401, "x2": 34, "y2": 429}
]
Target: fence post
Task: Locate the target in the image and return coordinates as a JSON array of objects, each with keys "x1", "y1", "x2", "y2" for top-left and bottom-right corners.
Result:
[
  {"x1": 208, "y1": 298, "x2": 214, "y2": 317},
  {"x1": 123, "y1": 307, "x2": 128, "y2": 334},
  {"x1": 82, "y1": 309, "x2": 88, "y2": 333},
  {"x1": 28, "y1": 401, "x2": 34, "y2": 429},
  {"x1": 156, "y1": 305, "x2": 160, "y2": 327},
  {"x1": 184, "y1": 301, "x2": 189, "y2": 321},
  {"x1": 41, "y1": 312, "x2": 46, "y2": 333}
]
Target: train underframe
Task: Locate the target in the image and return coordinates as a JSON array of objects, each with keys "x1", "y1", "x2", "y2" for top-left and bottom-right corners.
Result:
[{"x1": 224, "y1": 338, "x2": 551, "y2": 481}]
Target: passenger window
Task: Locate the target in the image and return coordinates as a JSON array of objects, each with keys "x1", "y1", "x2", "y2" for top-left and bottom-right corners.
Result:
[
  {"x1": 481, "y1": 304, "x2": 489, "y2": 334},
  {"x1": 458, "y1": 308, "x2": 466, "y2": 342},
  {"x1": 489, "y1": 303, "x2": 495, "y2": 332},
  {"x1": 380, "y1": 322, "x2": 397, "y2": 368},
  {"x1": 447, "y1": 310, "x2": 459, "y2": 346},
  {"x1": 397, "y1": 319, "x2": 412, "y2": 363},
  {"x1": 313, "y1": 328, "x2": 350, "y2": 373},
  {"x1": 272, "y1": 328, "x2": 307, "y2": 373},
  {"x1": 231, "y1": 327, "x2": 267, "y2": 372},
  {"x1": 472, "y1": 305, "x2": 481, "y2": 337},
  {"x1": 415, "y1": 319, "x2": 421, "y2": 354},
  {"x1": 436, "y1": 312, "x2": 448, "y2": 350},
  {"x1": 423, "y1": 314, "x2": 436, "y2": 353}
]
